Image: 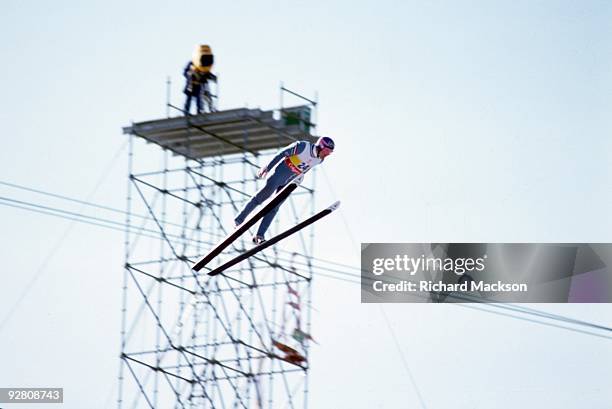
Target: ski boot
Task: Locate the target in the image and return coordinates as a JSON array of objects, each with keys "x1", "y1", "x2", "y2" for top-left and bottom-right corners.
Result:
[
  {"x1": 234, "y1": 218, "x2": 242, "y2": 229},
  {"x1": 252, "y1": 235, "x2": 266, "y2": 245}
]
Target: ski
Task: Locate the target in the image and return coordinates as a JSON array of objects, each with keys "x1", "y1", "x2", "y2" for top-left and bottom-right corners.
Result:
[
  {"x1": 192, "y1": 182, "x2": 299, "y2": 272},
  {"x1": 207, "y1": 201, "x2": 340, "y2": 276}
]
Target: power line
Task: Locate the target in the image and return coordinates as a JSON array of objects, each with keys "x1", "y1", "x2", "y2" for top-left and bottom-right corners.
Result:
[
  {"x1": 320, "y1": 167, "x2": 428, "y2": 407},
  {"x1": 379, "y1": 306, "x2": 427, "y2": 409},
  {"x1": 0, "y1": 179, "x2": 363, "y2": 273},
  {"x1": 1, "y1": 181, "x2": 612, "y2": 344},
  {"x1": 0, "y1": 140, "x2": 128, "y2": 334}
]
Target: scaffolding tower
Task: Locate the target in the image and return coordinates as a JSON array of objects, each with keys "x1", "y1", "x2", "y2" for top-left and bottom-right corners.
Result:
[{"x1": 118, "y1": 88, "x2": 319, "y2": 409}]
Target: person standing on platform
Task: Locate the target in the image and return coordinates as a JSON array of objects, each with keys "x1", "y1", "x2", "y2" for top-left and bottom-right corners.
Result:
[{"x1": 183, "y1": 44, "x2": 217, "y2": 114}]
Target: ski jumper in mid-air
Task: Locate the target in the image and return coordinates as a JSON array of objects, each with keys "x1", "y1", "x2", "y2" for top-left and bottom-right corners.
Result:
[{"x1": 235, "y1": 136, "x2": 335, "y2": 244}]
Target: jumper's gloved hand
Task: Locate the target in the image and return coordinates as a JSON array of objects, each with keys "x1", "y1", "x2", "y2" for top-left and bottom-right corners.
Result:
[
  {"x1": 293, "y1": 174, "x2": 304, "y2": 185},
  {"x1": 257, "y1": 167, "x2": 268, "y2": 179}
]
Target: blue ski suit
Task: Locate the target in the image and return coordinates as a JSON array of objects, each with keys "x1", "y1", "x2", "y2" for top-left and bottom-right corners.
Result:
[{"x1": 235, "y1": 140, "x2": 323, "y2": 237}]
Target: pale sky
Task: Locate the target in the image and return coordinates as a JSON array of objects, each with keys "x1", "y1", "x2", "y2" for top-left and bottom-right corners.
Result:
[{"x1": 1, "y1": 0, "x2": 611, "y2": 408}]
